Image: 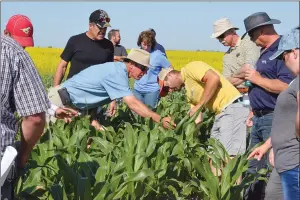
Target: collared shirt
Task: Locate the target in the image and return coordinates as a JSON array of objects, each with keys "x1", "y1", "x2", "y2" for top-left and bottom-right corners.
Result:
[
  {"x1": 114, "y1": 44, "x2": 127, "y2": 57},
  {"x1": 62, "y1": 62, "x2": 132, "y2": 110},
  {"x1": 249, "y1": 36, "x2": 295, "y2": 111},
  {"x1": 181, "y1": 61, "x2": 241, "y2": 114},
  {"x1": 134, "y1": 49, "x2": 171, "y2": 93},
  {"x1": 1, "y1": 35, "x2": 50, "y2": 151},
  {"x1": 223, "y1": 35, "x2": 261, "y2": 88}
]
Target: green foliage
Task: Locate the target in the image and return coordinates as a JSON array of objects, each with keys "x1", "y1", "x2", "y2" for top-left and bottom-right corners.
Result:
[{"x1": 15, "y1": 90, "x2": 265, "y2": 200}]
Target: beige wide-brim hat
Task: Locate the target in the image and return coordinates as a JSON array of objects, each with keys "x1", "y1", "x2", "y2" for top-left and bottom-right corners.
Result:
[
  {"x1": 211, "y1": 18, "x2": 239, "y2": 38},
  {"x1": 122, "y1": 48, "x2": 153, "y2": 68}
]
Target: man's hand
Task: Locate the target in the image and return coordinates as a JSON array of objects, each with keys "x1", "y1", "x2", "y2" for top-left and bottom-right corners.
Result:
[
  {"x1": 248, "y1": 143, "x2": 270, "y2": 161},
  {"x1": 246, "y1": 111, "x2": 254, "y2": 127},
  {"x1": 161, "y1": 116, "x2": 176, "y2": 129},
  {"x1": 245, "y1": 68, "x2": 262, "y2": 84},
  {"x1": 91, "y1": 119, "x2": 104, "y2": 131},
  {"x1": 107, "y1": 100, "x2": 117, "y2": 117},
  {"x1": 55, "y1": 107, "x2": 79, "y2": 123},
  {"x1": 189, "y1": 105, "x2": 201, "y2": 117}
]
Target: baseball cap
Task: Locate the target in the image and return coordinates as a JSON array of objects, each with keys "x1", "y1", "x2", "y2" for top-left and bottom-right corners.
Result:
[
  {"x1": 6, "y1": 14, "x2": 34, "y2": 47},
  {"x1": 89, "y1": 9, "x2": 111, "y2": 29},
  {"x1": 158, "y1": 68, "x2": 174, "y2": 97},
  {"x1": 270, "y1": 26, "x2": 300, "y2": 60}
]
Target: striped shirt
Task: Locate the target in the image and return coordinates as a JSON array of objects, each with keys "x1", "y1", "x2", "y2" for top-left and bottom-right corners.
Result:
[{"x1": 0, "y1": 35, "x2": 50, "y2": 151}]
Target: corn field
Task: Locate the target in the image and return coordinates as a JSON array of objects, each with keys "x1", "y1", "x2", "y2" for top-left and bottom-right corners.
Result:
[{"x1": 13, "y1": 48, "x2": 268, "y2": 200}]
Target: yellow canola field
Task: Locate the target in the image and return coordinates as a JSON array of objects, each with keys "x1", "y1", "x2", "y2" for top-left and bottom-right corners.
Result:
[{"x1": 25, "y1": 47, "x2": 224, "y2": 76}]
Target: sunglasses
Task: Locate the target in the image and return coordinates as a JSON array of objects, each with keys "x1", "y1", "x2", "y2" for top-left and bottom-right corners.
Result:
[{"x1": 136, "y1": 64, "x2": 148, "y2": 72}]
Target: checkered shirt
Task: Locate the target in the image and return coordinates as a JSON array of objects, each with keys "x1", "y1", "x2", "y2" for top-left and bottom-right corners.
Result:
[{"x1": 1, "y1": 35, "x2": 50, "y2": 152}]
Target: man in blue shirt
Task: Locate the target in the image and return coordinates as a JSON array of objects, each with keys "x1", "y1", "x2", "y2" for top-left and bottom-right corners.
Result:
[
  {"x1": 48, "y1": 48, "x2": 174, "y2": 130},
  {"x1": 236, "y1": 12, "x2": 295, "y2": 200}
]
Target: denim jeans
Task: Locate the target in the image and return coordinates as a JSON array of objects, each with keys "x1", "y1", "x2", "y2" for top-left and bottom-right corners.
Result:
[
  {"x1": 244, "y1": 112, "x2": 274, "y2": 200},
  {"x1": 133, "y1": 89, "x2": 160, "y2": 109},
  {"x1": 279, "y1": 166, "x2": 300, "y2": 200}
]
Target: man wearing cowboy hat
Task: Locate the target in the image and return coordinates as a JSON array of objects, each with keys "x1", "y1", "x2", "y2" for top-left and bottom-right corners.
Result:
[
  {"x1": 211, "y1": 18, "x2": 260, "y2": 95},
  {"x1": 157, "y1": 61, "x2": 248, "y2": 157},
  {"x1": 236, "y1": 12, "x2": 295, "y2": 200},
  {"x1": 47, "y1": 48, "x2": 175, "y2": 130}
]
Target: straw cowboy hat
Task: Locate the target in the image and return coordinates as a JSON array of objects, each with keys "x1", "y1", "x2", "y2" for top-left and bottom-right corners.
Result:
[
  {"x1": 122, "y1": 48, "x2": 152, "y2": 68},
  {"x1": 211, "y1": 18, "x2": 239, "y2": 38}
]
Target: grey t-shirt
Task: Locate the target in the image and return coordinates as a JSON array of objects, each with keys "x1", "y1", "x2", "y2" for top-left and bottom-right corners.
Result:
[
  {"x1": 114, "y1": 44, "x2": 127, "y2": 56},
  {"x1": 271, "y1": 76, "x2": 299, "y2": 173}
]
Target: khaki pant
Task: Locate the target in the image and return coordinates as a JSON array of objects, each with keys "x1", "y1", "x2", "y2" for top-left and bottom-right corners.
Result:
[{"x1": 46, "y1": 85, "x2": 63, "y2": 124}]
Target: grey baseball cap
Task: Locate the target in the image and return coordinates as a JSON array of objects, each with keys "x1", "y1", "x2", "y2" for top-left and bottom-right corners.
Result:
[{"x1": 270, "y1": 26, "x2": 300, "y2": 60}]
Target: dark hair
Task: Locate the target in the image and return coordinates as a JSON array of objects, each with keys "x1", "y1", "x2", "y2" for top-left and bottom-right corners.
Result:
[
  {"x1": 149, "y1": 28, "x2": 156, "y2": 37},
  {"x1": 137, "y1": 31, "x2": 157, "y2": 51},
  {"x1": 123, "y1": 59, "x2": 148, "y2": 71},
  {"x1": 108, "y1": 29, "x2": 120, "y2": 40}
]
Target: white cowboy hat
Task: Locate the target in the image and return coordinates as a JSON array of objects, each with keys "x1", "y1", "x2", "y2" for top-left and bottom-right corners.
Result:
[
  {"x1": 122, "y1": 48, "x2": 153, "y2": 68},
  {"x1": 211, "y1": 18, "x2": 239, "y2": 38}
]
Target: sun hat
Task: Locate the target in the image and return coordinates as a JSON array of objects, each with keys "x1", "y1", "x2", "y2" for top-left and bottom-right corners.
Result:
[{"x1": 211, "y1": 18, "x2": 239, "y2": 38}]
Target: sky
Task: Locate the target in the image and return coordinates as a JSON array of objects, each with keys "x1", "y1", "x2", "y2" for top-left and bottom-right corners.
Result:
[{"x1": 1, "y1": 2, "x2": 299, "y2": 51}]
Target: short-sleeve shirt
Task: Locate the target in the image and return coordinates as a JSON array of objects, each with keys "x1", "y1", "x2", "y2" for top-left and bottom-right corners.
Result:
[
  {"x1": 62, "y1": 62, "x2": 132, "y2": 110},
  {"x1": 154, "y1": 42, "x2": 167, "y2": 57},
  {"x1": 134, "y1": 49, "x2": 171, "y2": 92},
  {"x1": 249, "y1": 36, "x2": 295, "y2": 110},
  {"x1": 271, "y1": 76, "x2": 299, "y2": 173},
  {"x1": 181, "y1": 61, "x2": 241, "y2": 114},
  {"x1": 114, "y1": 44, "x2": 127, "y2": 56},
  {"x1": 61, "y1": 33, "x2": 114, "y2": 79},
  {"x1": 1, "y1": 35, "x2": 50, "y2": 150},
  {"x1": 222, "y1": 35, "x2": 261, "y2": 88}
]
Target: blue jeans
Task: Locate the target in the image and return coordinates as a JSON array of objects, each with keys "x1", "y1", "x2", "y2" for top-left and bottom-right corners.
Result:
[
  {"x1": 244, "y1": 112, "x2": 274, "y2": 200},
  {"x1": 280, "y1": 166, "x2": 300, "y2": 200},
  {"x1": 133, "y1": 89, "x2": 160, "y2": 109}
]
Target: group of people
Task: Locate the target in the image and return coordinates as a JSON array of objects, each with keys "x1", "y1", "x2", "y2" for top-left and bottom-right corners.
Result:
[{"x1": 1, "y1": 8, "x2": 299, "y2": 200}]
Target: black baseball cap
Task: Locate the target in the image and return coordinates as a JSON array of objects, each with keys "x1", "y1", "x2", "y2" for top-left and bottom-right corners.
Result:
[{"x1": 89, "y1": 9, "x2": 111, "y2": 28}]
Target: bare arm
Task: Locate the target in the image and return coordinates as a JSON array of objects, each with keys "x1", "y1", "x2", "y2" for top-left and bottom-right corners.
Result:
[
  {"x1": 123, "y1": 95, "x2": 161, "y2": 122},
  {"x1": 195, "y1": 70, "x2": 221, "y2": 109},
  {"x1": 254, "y1": 78, "x2": 288, "y2": 94},
  {"x1": 19, "y1": 113, "x2": 46, "y2": 168},
  {"x1": 227, "y1": 77, "x2": 245, "y2": 86},
  {"x1": 53, "y1": 59, "x2": 68, "y2": 86}
]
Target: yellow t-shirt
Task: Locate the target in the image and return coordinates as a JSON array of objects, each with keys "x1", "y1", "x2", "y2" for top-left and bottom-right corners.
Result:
[{"x1": 181, "y1": 61, "x2": 242, "y2": 114}]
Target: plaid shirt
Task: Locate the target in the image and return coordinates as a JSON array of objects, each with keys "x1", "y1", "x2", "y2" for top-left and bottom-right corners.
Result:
[{"x1": 1, "y1": 35, "x2": 50, "y2": 151}]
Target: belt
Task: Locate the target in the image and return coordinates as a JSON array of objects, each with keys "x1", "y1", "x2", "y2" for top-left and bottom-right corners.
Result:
[
  {"x1": 233, "y1": 97, "x2": 243, "y2": 104},
  {"x1": 237, "y1": 87, "x2": 248, "y2": 94},
  {"x1": 253, "y1": 110, "x2": 274, "y2": 117}
]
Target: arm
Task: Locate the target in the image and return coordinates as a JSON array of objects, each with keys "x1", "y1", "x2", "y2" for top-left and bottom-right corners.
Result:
[
  {"x1": 123, "y1": 95, "x2": 161, "y2": 122},
  {"x1": 250, "y1": 76, "x2": 288, "y2": 94},
  {"x1": 192, "y1": 69, "x2": 220, "y2": 111},
  {"x1": 53, "y1": 59, "x2": 68, "y2": 86},
  {"x1": 248, "y1": 137, "x2": 272, "y2": 160},
  {"x1": 296, "y1": 91, "x2": 299, "y2": 138},
  {"x1": 14, "y1": 51, "x2": 50, "y2": 168},
  {"x1": 20, "y1": 113, "x2": 46, "y2": 168},
  {"x1": 227, "y1": 77, "x2": 245, "y2": 86}
]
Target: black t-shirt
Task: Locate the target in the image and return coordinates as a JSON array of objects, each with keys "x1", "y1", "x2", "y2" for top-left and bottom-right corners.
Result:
[{"x1": 61, "y1": 33, "x2": 114, "y2": 79}]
